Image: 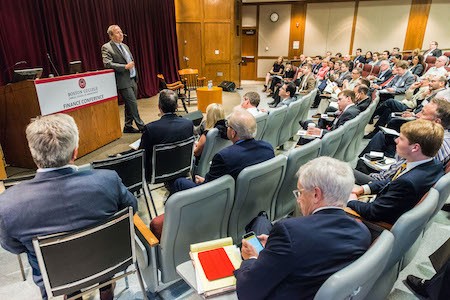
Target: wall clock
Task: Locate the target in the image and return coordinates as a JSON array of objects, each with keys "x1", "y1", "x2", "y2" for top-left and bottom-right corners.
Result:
[{"x1": 270, "y1": 12, "x2": 279, "y2": 23}]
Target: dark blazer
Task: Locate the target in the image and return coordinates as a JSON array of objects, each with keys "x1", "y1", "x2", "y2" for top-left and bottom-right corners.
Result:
[
  {"x1": 234, "y1": 208, "x2": 371, "y2": 300},
  {"x1": 374, "y1": 69, "x2": 393, "y2": 84},
  {"x1": 353, "y1": 55, "x2": 366, "y2": 64},
  {"x1": 205, "y1": 139, "x2": 274, "y2": 182},
  {"x1": 356, "y1": 97, "x2": 371, "y2": 112},
  {"x1": 348, "y1": 159, "x2": 444, "y2": 224},
  {"x1": 101, "y1": 41, "x2": 136, "y2": 89},
  {"x1": 410, "y1": 64, "x2": 424, "y2": 76},
  {"x1": 0, "y1": 167, "x2": 137, "y2": 296},
  {"x1": 424, "y1": 49, "x2": 442, "y2": 57},
  {"x1": 139, "y1": 113, "x2": 193, "y2": 179},
  {"x1": 335, "y1": 71, "x2": 352, "y2": 87}
]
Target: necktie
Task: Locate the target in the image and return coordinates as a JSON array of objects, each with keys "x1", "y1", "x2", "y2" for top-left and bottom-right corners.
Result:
[
  {"x1": 118, "y1": 44, "x2": 136, "y2": 78},
  {"x1": 392, "y1": 163, "x2": 407, "y2": 180}
]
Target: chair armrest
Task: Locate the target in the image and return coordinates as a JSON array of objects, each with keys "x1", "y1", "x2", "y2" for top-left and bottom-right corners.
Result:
[
  {"x1": 344, "y1": 206, "x2": 361, "y2": 218},
  {"x1": 134, "y1": 215, "x2": 159, "y2": 247},
  {"x1": 166, "y1": 82, "x2": 184, "y2": 90},
  {"x1": 344, "y1": 207, "x2": 393, "y2": 230}
]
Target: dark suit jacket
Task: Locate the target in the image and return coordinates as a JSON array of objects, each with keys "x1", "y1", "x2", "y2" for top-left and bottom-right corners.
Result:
[
  {"x1": 139, "y1": 113, "x2": 193, "y2": 179},
  {"x1": 348, "y1": 159, "x2": 444, "y2": 224},
  {"x1": 335, "y1": 71, "x2": 352, "y2": 87},
  {"x1": 410, "y1": 64, "x2": 424, "y2": 76},
  {"x1": 424, "y1": 49, "x2": 442, "y2": 57},
  {"x1": 0, "y1": 167, "x2": 137, "y2": 294},
  {"x1": 319, "y1": 105, "x2": 360, "y2": 134},
  {"x1": 102, "y1": 41, "x2": 136, "y2": 89},
  {"x1": 205, "y1": 139, "x2": 274, "y2": 182},
  {"x1": 385, "y1": 71, "x2": 416, "y2": 94},
  {"x1": 234, "y1": 208, "x2": 371, "y2": 300},
  {"x1": 353, "y1": 55, "x2": 366, "y2": 64},
  {"x1": 356, "y1": 97, "x2": 371, "y2": 112},
  {"x1": 374, "y1": 69, "x2": 393, "y2": 84}
]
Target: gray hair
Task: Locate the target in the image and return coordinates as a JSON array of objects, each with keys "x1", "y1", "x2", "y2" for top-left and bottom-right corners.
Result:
[
  {"x1": 297, "y1": 157, "x2": 354, "y2": 206},
  {"x1": 26, "y1": 114, "x2": 79, "y2": 168},
  {"x1": 107, "y1": 25, "x2": 119, "y2": 36},
  {"x1": 380, "y1": 60, "x2": 390, "y2": 67},
  {"x1": 243, "y1": 91, "x2": 260, "y2": 107},
  {"x1": 227, "y1": 107, "x2": 256, "y2": 139}
]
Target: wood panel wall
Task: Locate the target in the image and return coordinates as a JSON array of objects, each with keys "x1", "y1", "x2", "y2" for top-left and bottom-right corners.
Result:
[
  {"x1": 403, "y1": 0, "x2": 432, "y2": 51},
  {"x1": 175, "y1": 0, "x2": 241, "y2": 85},
  {"x1": 288, "y1": 2, "x2": 307, "y2": 58}
]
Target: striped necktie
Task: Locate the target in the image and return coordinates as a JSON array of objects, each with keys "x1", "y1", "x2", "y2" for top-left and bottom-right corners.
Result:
[{"x1": 392, "y1": 163, "x2": 407, "y2": 180}]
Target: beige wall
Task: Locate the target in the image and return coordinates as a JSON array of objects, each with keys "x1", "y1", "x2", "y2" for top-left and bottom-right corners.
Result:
[
  {"x1": 423, "y1": 0, "x2": 450, "y2": 50},
  {"x1": 257, "y1": 58, "x2": 278, "y2": 78},
  {"x1": 258, "y1": 4, "x2": 291, "y2": 57},
  {"x1": 353, "y1": 0, "x2": 411, "y2": 54},
  {"x1": 242, "y1": 5, "x2": 257, "y2": 27},
  {"x1": 304, "y1": 2, "x2": 354, "y2": 56}
]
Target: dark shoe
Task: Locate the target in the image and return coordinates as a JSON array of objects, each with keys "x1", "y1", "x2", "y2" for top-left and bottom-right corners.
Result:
[
  {"x1": 262, "y1": 85, "x2": 267, "y2": 92},
  {"x1": 123, "y1": 127, "x2": 140, "y2": 133},
  {"x1": 442, "y1": 203, "x2": 450, "y2": 212},
  {"x1": 267, "y1": 101, "x2": 275, "y2": 105},
  {"x1": 311, "y1": 113, "x2": 321, "y2": 118},
  {"x1": 405, "y1": 275, "x2": 428, "y2": 297}
]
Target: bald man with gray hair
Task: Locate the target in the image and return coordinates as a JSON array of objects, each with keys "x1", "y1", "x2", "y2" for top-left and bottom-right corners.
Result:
[{"x1": 171, "y1": 108, "x2": 274, "y2": 192}]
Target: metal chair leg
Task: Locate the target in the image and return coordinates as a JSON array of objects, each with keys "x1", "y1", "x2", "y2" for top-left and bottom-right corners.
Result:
[
  {"x1": 136, "y1": 262, "x2": 149, "y2": 300},
  {"x1": 17, "y1": 254, "x2": 26, "y2": 281}
]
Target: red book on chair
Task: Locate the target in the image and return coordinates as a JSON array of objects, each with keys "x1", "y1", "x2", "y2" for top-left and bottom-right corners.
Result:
[{"x1": 198, "y1": 247, "x2": 235, "y2": 281}]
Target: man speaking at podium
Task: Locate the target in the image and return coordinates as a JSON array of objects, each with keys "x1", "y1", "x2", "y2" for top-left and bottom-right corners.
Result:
[{"x1": 102, "y1": 24, "x2": 145, "y2": 133}]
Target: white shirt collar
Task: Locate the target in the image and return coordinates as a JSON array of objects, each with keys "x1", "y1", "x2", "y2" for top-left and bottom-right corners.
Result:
[
  {"x1": 37, "y1": 165, "x2": 78, "y2": 173},
  {"x1": 312, "y1": 206, "x2": 343, "y2": 214}
]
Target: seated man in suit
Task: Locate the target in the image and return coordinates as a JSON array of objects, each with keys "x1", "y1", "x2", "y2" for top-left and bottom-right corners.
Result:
[
  {"x1": 234, "y1": 156, "x2": 371, "y2": 299},
  {"x1": 139, "y1": 89, "x2": 194, "y2": 180},
  {"x1": 348, "y1": 119, "x2": 445, "y2": 224},
  {"x1": 269, "y1": 82, "x2": 297, "y2": 108},
  {"x1": 0, "y1": 114, "x2": 138, "y2": 300},
  {"x1": 376, "y1": 60, "x2": 416, "y2": 103},
  {"x1": 354, "y1": 84, "x2": 371, "y2": 112},
  {"x1": 423, "y1": 40, "x2": 443, "y2": 58},
  {"x1": 367, "y1": 60, "x2": 392, "y2": 85},
  {"x1": 171, "y1": 108, "x2": 274, "y2": 192}
]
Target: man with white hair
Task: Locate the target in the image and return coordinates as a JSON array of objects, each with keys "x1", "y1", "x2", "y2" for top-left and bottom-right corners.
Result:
[
  {"x1": 234, "y1": 157, "x2": 371, "y2": 299},
  {"x1": 421, "y1": 56, "x2": 448, "y2": 79},
  {"x1": 0, "y1": 114, "x2": 137, "y2": 300},
  {"x1": 368, "y1": 60, "x2": 392, "y2": 85},
  {"x1": 171, "y1": 108, "x2": 274, "y2": 192}
]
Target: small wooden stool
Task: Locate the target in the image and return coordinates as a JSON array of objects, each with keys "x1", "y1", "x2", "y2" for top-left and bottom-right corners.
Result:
[{"x1": 196, "y1": 86, "x2": 223, "y2": 112}]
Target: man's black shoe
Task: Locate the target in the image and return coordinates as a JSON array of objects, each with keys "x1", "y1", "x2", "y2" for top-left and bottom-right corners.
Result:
[
  {"x1": 364, "y1": 131, "x2": 376, "y2": 139},
  {"x1": 123, "y1": 127, "x2": 140, "y2": 133},
  {"x1": 442, "y1": 203, "x2": 450, "y2": 212},
  {"x1": 405, "y1": 275, "x2": 429, "y2": 297}
]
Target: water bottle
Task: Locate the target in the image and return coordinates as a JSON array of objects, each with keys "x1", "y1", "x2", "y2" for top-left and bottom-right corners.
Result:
[{"x1": 207, "y1": 80, "x2": 213, "y2": 89}]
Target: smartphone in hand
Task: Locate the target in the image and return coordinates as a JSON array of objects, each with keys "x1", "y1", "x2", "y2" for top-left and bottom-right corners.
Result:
[{"x1": 242, "y1": 231, "x2": 264, "y2": 254}]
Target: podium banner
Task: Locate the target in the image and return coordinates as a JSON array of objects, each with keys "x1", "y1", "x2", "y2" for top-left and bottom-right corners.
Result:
[{"x1": 35, "y1": 70, "x2": 117, "y2": 116}]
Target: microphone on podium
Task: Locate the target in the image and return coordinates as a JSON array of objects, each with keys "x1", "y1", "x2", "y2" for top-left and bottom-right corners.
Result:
[{"x1": 46, "y1": 53, "x2": 60, "y2": 77}]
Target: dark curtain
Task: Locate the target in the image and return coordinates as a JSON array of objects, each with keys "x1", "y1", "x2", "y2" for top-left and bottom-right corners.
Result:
[{"x1": 0, "y1": 0, "x2": 180, "y2": 98}]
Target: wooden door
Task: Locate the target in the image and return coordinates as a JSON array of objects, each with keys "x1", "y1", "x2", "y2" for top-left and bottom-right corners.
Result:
[{"x1": 241, "y1": 28, "x2": 257, "y2": 80}]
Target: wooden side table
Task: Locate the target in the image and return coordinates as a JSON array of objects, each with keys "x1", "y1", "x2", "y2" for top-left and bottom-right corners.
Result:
[{"x1": 196, "y1": 86, "x2": 223, "y2": 112}]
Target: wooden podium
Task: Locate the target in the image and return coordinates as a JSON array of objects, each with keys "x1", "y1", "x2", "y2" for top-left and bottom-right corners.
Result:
[{"x1": 0, "y1": 70, "x2": 122, "y2": 169}]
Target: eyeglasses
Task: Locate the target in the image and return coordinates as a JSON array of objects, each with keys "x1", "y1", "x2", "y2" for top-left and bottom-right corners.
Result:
[{"x1": 292, "y1": 189, "x2": 304, "y2": 198}]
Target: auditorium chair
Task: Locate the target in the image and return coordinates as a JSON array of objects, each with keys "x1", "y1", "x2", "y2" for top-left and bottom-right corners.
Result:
[
  {"x1": 298, "y1": 89, "x2": 318, "y2": 122},
  {"x1": 369, "y1": 65, "x2": 381, "y2": 77},
  {"x1": 273, "y1": 139, "x2": 321, "y2": 220},
  {"x1": 425, "y1": 56, "x2": 437, "y2": 64},
  {"x1": 260, "y1": 105, "x2": 288, "y2": 149},
  {"x1": 157, "y1": 74, "x2": 188, "y2": 113},
  {"x1": 277, "y1": 99, "x2": 303, "y2": 149},
  {"x1": 361, "y1": 64, "x2": 373, "y2": 78},
  {"x1": 334, "y1": 117, "x2": 360, "y2": 162},
  {"x1": 291, "y1": 90, "x2": 317, "y2": 136},
  {"x1": 314, "y1": 230, "x2": 394, "y2": 300},
  {"x1": 91, "y1": 150, "x2": 155, "y2": 220},
  {"x1": 135, "y1": 176, "x2": 235, "y2": 290},
  {"x1": 228, "y1": 155, "x2": 287, "y2": 243},
  {"x1": 364, "y1": 189, "x2": 439, "y2": 300},
  {"x1": 444, "y1": 51, "x2": 450, "y2": 60},
  {"x1": 319, "y1": 126, "x2": 345, "y2": 158},
  {"x1": 254, "y1": 112, "x2": 269, "y2": 140},
  {"x1": 193, "y1": 128, "x2": 232, "y2": 177},
  {"x1": 178, "y1": 69, "x2": 206, "y2": 106},
  {"x1": 33, "y1": 207, "x2": 148, "y2": 300},
  {"x1": 425, "y1": 172, "x2": 450, "y2": 231}
]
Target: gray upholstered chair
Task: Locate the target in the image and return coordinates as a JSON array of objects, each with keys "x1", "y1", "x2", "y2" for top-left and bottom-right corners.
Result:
[
  {"x1": 319, "y1": 126, "x2": 345, "y2": 158},
  {"x1": 273, "y1": 139, "x2": 321, "y2": 220},
  {"x1": 429, "y1": 172, "x2": 450, "y2": 223},
  {"x1": 254, "y1": 112, "x2": 269, "y2": 140},
  {"x1": 334, "y1": 116, "x2": 360, "y2": 162},
  {"x1": 136, "y1": 175, "x2": 235, "y2": 290},
  {"x1": 291, "y1": 95, "x2": 311, "y2": 136},
  {"x1": 298, "y1": 89, "x2": 318, "y2": 123},
  {"x1": 278, "y1": 99, "x2": 303, "y2": 148},
  {"x1": 193, "y1": 128, "x2": 232, "y2": 177},
  {"x1": 228, "y1": 155, "x2": 287, "y2": 243},
  {"x1": 260, "y1": 106, "x2": 288, "y2": 149},
  {"x1": 314, "y1": 230, "x2": 395, "y2": 300},
  {"x1": 366, "y1": 188, "x2": 439, "y2": 300}
]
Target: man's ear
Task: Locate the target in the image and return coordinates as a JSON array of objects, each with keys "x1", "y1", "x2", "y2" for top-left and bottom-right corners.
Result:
[
  {"x1": 71, "y1": 148, "x2": 78, "y2": 163},
  {"x1": 313, "y1": 186, "x2": 323, "y2": 204}
]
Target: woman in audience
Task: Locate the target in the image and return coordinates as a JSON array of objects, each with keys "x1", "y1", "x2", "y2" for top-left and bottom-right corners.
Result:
[
  {"x1": 406, "y1": 48, "x2": 422, "y2": 63},
  {"x1": 369, "y1": 52, "x2": 381, "y2": 66},
  {"x1": 268, "y1": 63, "x2": 296, "y2": 96},
  {"x1": 409, "y1": 55, "x2": 425, "y2": 76},
  {"x1": 364, "y1": 51, "x2": 373, "y2": 64},
  {"x1": 194, "y1": 103, "x2": 227, "y2": 160},
  {"x1": 263, "y1": 56, "x2": 284, "y2": 92},
  {"x1": 316, "y1": 60, "x2": 330, "y2": 80}
]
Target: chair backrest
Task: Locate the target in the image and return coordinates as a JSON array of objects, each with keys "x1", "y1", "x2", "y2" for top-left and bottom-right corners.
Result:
[
  {"x1": 273, "y1": 139, "x2": 321, "y2": 220},
  {"x1": 278, "y1": 99, "x2": 303, "y2": 146},
  {"x1": 260, "y1": 106, "x2": 288, "y2": 148},
  {"x1": 362, "y1": 64, "x2": 373, "y2": 78},
  {"x1": 335, "y1": 116, "x2": 360, "y2": 161},
  {"x1": 314, "y1": 230, "x2": 394, "y2": 300},
  {"x1": 370, "y1": 65, "x2": 380, "y2": 76},
  {"x1": 430, "y1": 173, "x2": 450, "y2": 220},
  {"x1": 299, "y1": 89, "x2": 318, "y2": 122},
  {"x1": 228, "y1": 155, "x2": 287, "y2": 242},
  {"x1": 194, "y1": 128, "x2": 232, "y2": 177},
  {"x1": 33, "y1": 207, "x2": 135, "y2": 297},
  {"x1": 254, "y1": 112, "x2": 269, "y2": 140},
  {"x1": 178, "y1": 69, "x2": 201, "y2": 89},
  {"x1": 151, "y1": 136, "x2": 195, "y2": 184},
  {"x1": 159, "y1": 175, "x2": 235, "y2": 283},
  {"x1": 91, "y1": 149, "x2": 146, "y2": 194},
  {"x1": 319, "y1": 126, "x2": 345, "y2": 158},
  {"x1": 425, "y1": 56, "x2": 436, "y2": 64}
]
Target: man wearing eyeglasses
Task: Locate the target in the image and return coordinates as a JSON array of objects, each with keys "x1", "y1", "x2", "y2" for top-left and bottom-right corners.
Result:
[{"x1": 234, "y1": 157, "x2": 371, "y2": 299}]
